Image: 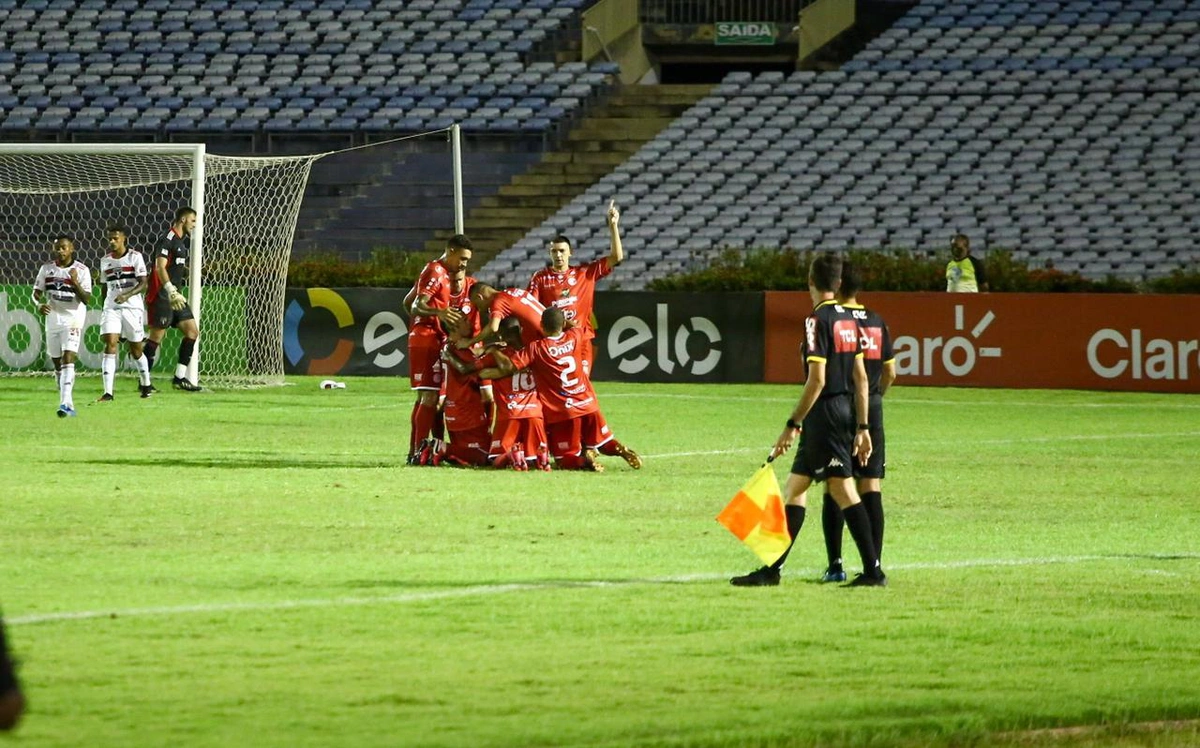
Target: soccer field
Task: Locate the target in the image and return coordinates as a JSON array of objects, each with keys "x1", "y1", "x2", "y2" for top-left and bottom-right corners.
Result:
[{"x1": 2, "y1": 376, "x2": 1198, "y2": 747}]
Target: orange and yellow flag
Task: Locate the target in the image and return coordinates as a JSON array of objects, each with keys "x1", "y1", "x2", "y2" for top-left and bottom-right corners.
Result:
[{"x1": 716, "y1": 462, "x2": 790, "y2": 566}]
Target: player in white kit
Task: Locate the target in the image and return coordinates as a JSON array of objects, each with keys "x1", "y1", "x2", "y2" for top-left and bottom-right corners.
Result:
[
  {"x1": 96, "y1": 223, "x2": 154, "y2": 401},
  {"x1": 33, "y1": 235, "x2": 93, "y2": 417}
]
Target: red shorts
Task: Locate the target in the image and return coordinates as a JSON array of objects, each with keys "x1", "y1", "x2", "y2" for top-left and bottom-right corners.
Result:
[
  {"x1": 408, "y1": 338, "x2": 445, "y2": 391},
  {"x1": 446, "y1": 426, "x2": 491, "y2": 466},
  {"x1": 489, "y1": 416, "x2": 548, "y2": 459},
  {"x1": 546, "y1": 412, "x2": 613, "y2": 460}
]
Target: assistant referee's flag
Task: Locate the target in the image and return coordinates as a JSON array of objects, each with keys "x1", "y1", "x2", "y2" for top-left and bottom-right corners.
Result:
[{"x1": 716, "y1": 461, "x2": 790, "y2": 566}]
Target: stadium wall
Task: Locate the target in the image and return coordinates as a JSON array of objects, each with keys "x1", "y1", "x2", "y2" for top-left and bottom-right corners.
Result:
[
  {"x1": 765, "y1": 292, "x2": 1200, "y2": 394},
  {"x1": 280, "y1": 287, "x2": 1200, "y2": 393}
]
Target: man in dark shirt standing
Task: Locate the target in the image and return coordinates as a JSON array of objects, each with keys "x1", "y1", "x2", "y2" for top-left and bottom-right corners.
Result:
[
  {"x1": 731, "y1": 252, "x2": 886, "y2": 588},
  {"x1": 144, "y1": 206, "x2": 202, "y2": 391},
  {"x1": 821, "y1": 261, "x2": 896, "y2": 582}
]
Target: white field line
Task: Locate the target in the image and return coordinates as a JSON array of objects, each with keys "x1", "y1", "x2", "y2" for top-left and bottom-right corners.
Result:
[{"x1": 8, "y1": 553, "x2": 1197, "y2": 627}]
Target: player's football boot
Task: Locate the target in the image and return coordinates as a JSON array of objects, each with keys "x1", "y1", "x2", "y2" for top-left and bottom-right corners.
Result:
[
  {"x1": 843, "y1": 572, "x2": 888, "y2": 588},
  {"x1": 172, "y1": 376, "x2": 202, "y2": 392},
  {"x1": 56, "y1": 405, "x2": 77, "y2": 418},
  {"x1": 820, "y1": 567, "x2": 847, "y2": 583},
  {"x1": 94, "y1": 393, "x2": 114, "y2": 403},
  {"x1": 508, "y1": 445, "x2": 527, "y2": 472},
  {"x1": 417, "y1": 439, "x2": 439, "y2": 467},
  {"x1": 139, "y1": 384, "x2": 154, "y2": 399},
  {"x1": 583, "y1": 448, "x2": 604, "y2": 472},
  {"x1": 613, "y1": 444, "x2": 642, "y2": 470},
  {"x1": 535, "y1": 447, "x2": 551, "y2": 472},
  {"x1": 730, "y1": 566, "x2": 781, "y2": 587}
]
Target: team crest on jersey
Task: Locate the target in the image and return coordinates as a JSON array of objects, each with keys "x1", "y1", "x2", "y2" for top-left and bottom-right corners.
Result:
[{"x1": 567, "y1": 273, "x2": 577, "y2": 286}]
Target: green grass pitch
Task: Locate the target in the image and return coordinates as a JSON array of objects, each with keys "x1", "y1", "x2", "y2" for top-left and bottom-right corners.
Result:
[{"x1": 2, "y1": 376, "x2": 1198, "y2": 747}]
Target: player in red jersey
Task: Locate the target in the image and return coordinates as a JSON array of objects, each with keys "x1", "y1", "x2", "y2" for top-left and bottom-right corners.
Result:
[
  {"x1": 406, "y1": 234, "x2": 472, "y2": 464},
  {"x1": 445, "y1": 318, "x2": 549, "y2": 471},
  {"x1": 418, "y1": 315, "x2": 492, "y2": 467},
  {"x1": 472, "y1": 307, "x2": 641, "y2": 471},
  {"x1": 527, "y1": 200, "x2": 624, "y2": 374},
  {"x1": 459, "y1": 284, "x2": 547, "y2": 348}
]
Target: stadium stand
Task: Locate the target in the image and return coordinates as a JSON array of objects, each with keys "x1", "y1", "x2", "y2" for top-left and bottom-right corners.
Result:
[
  {"x1": 0, "y1": 0, "x2": 619, "y2": 138},
  {"x1": 479, "y1": 0, "x2": 1200, "y2": 288}
]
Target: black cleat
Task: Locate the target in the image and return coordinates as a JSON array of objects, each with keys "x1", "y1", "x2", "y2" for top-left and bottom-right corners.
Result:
[
  {"x1": 139, "y1": 384, "x2": 154, "y2": 398},
  {"x1": 172, "y1": 376, "x2": 202, "y2": 392},
  {"x1": 730, "y1": 566, "x2": 781, "y2": 587},
  {"x1": 843, "y1": 572, "x2": 888, "y2": 588},
  {"x1": 94, "y1": 393, "x2": 114, "y2": 403}
]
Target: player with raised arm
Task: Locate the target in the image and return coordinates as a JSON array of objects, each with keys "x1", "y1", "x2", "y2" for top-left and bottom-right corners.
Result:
[
  {"x1": 527, "y1": 199, "x2": 624, "y2": 374},
  {"x1": 407, "y1": 234, "x2": 472, "y2": 464},
  {"x1": 95, "y1": 223, "x2": 154, "y2": 401},
  {"x1": 144, "y1": 206, "x2": 201, "y2": 392},
  {"x1": 459, "y1": 283, "x2": 547, "y2": 349},
  {"x1": 730, "y1": 252, "x2": 885, "y2": 588},
  {"x1": 821, "y1": 260, "x2": 896, "y2": 582},
  {"x1": 472, "y1": 307, "x2": 640, "y2": 471},
  {"x1": 33, "y1": 235, "x2": 92, "y2": 417}
]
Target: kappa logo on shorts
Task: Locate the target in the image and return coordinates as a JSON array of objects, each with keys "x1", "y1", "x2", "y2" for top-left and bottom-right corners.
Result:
[{"x1": 827, "y1": 458, "x2": 844, "y2": 468}]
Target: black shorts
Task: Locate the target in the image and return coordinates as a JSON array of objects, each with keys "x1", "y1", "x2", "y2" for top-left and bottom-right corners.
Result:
[
  {"x1": 790, "y1": 395, "x2": 855, "y2": 482},
  {"x1": 854, "y1": 396, "x2": 886, "y2": 480},
  {"x1": 148, "y1": 295, "x2": 194, "y2": 330}
]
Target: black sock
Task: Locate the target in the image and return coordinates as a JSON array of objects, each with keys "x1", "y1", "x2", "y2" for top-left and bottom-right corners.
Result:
[
  {"x1": 842, "y1": 503, "x2": 881, "y2": 577},
  {"x1": 144, "y1": 340, "x2": 159, "y2": 370},
  {"x1": 178, "y1": 337, "x2": 196, "y2": 366},
  {"x1": 861, "y1": 491, "x2": 884, "y2": 561},
  {"x1": 821, "y1": 493, "x2": 844, "y2": 570},
  {"x1": 770, "y1": 505, "x2": 806, "y2": 571}
]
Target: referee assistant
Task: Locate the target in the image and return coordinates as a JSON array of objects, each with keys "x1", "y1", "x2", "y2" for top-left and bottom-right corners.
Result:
[{"x1": 731, "y1": 252, "x2": 886, "y2": 588}]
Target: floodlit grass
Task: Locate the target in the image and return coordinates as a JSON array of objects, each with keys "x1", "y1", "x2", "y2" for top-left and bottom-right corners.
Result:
[{"x1": 1, "y1": 376, "x2": 1198, "y2": 747}]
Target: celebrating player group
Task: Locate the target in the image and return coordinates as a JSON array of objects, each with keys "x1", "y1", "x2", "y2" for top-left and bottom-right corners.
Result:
[{"x1": 406, "y1": 201, "x2": 642, "y2": 473}]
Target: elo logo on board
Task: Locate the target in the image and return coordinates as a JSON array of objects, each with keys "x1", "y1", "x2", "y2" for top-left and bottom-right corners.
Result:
[{"x1": 607, "y1": 303, "x2": 722, "y2": 376}]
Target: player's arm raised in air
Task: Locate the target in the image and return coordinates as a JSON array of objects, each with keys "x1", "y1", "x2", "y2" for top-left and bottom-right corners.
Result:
[{"x1": 606, "y1": 199, "x2": 624, "y2": 267}]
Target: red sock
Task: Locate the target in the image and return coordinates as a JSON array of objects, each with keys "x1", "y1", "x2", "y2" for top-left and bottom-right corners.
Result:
[
  {"x1": 555, "y1": 453, "x2": 587, "y2": 470},
  {"x1": 598, "y1": 441, "x2": 623, "y2": 456},
  {"x1": 431, "y1": 408, "x2": 445, "y2": 441},
  {"x1": 411, "y1": 402, "x2": 437, "y2": 453}
]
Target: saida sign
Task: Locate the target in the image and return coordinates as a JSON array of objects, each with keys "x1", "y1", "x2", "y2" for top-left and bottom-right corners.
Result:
[{"x1": 715, "y1": 21, "x2": 777, "y2": 45}]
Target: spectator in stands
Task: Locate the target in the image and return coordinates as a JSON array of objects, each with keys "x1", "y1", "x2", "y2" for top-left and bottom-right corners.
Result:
[{"x1": 945, "y1": 233, "x2": 988, "y2": 292}]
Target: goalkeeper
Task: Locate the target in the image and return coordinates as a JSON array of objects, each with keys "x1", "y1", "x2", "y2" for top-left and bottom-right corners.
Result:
[{"x1": 144, "y1": 206, "x2": 202, "y2": 391}]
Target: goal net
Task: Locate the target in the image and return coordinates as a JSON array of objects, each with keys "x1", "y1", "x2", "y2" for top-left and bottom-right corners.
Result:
[{"x1": 0, "y1": 144, "x2": 320, "y2": 387}]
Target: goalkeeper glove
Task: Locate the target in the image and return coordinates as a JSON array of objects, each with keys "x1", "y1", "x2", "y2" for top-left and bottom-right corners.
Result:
[{"x1": 163, "y1": 282, "x2": 187, "y2": 311}]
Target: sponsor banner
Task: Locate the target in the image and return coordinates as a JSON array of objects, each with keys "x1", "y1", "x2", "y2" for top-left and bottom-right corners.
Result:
[
  {"x1": 592, "y1": 292, "x2": 763, "y2": 382},
  {"x1": 764, "y1": 292, "x2": 1200, "y2": 393},
  {"x1": 0, "y1": 284, "x2": 195, "y2": 372},
  {"x1": 283, "y1": 288, "x2": 409, "y2": 376}
]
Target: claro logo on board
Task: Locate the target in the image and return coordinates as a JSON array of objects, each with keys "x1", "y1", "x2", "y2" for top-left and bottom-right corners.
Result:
[
  {"x1": 1087, "y1": 329, "x2": 1200, "y2": 380},
  {"x1": 893, "y1": 305, "x2": 1002, "y2": 377}
]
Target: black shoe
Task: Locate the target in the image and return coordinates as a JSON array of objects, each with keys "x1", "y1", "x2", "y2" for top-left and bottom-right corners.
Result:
[
  {"x1": 172, "y1": 376, "x2": 202, "y2": 392},
  {"x1": 139, "y1": 384, "x2": 154, "y2": 398},
  {"x1": 843, "y1": 572, "x2": 888, "y2": 588},
  {"x1": 820, "y1": 567, "x2": 847, "y2": 583},
  {"x1": 94, "y1": 393, "x2": 114, "y2": 403},
  {"x1": 730, "y1": 566, "x2": 781, "y2": 587}
]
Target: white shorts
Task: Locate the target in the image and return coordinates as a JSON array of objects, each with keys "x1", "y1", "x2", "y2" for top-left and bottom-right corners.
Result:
[
  {"x1": 100, "y1": 306, "x2": 146, "y2": 342},
  {"x1": 46, "y1": 322, "x2": 83, "y2": 358}
]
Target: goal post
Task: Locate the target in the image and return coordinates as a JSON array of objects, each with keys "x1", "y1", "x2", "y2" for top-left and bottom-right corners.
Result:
[{"x1": 0, "y1": 143, "x2": 321, "y2": 387}]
